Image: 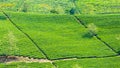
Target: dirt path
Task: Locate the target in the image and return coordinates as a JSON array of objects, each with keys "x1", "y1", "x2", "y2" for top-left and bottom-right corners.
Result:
[{"x1": 0, "y1": 56, "x2": 52, "y2": 64}]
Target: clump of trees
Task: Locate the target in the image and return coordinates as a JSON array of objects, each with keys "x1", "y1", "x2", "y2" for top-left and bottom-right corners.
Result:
[{"x1": 88, "y1": 23, "x2": 98, "y2": 37}]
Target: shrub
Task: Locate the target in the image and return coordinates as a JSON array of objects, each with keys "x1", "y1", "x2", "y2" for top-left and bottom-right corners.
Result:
[
  {"x1": 88, "y1": 23, "x2": 98, "y2": 37},
  {"x1": 70, "y1": 8, "x2": 76, "y2": 15},
  {"x1": 50, "y1": 9, "x2": 59, "y2": 14}
]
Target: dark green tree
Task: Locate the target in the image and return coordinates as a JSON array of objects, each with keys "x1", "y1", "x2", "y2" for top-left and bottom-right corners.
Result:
[{"x1": 69, "y1": 8, "x2": 76, "y2": 15}]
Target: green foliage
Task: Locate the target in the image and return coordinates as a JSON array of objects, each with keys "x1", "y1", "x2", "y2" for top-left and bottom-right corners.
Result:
[{"x1": 69, "y1": 8, "x2": 76, "y2": 15}]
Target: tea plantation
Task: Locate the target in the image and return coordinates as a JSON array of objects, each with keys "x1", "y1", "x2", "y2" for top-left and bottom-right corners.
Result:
[{"x1": 0, "y1": 0, "x2": 120, "y2": 68}]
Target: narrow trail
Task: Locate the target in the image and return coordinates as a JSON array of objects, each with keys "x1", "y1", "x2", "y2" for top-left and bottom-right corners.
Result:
[
  {"x1": 1, "y1": 11, "x2": 57, "y2": 68},
  {"x1": 0, "y1": 56, "x2": 52, "y2": 63},
  {"x1": 74, "y1": 16, "x2": 118, "y2": 55}
]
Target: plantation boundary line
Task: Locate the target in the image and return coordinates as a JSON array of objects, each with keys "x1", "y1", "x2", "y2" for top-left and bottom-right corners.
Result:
[
  {"x1": 1, "y1": 11, "x2": 57, "y2": 68},
  {"x1": 53, "y1": 54, "x2": 119, "y2": 61},
  {"x1": 74, "y1": 16, "x2": 88, "y2": 28},
  {"x1": 74, "y1": 16, "x2": 118, "y2": 54}
]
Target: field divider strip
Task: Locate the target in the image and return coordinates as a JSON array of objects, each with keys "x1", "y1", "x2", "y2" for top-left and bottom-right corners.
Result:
[
  {"x1": 73, "y1": 16, "x2": 118, "y2": 54},
  {"x1": 53, "y1": 54, "x2": 119, "y2": 61}
]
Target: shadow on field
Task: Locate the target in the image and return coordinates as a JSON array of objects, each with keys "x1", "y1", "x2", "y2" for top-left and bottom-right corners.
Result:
[
  {"x1": 82, "y1": 32, "x2": 93, "y2": 38},
  {"x1": 0, "y1": 16, "x2": 6, "y2": 20}
]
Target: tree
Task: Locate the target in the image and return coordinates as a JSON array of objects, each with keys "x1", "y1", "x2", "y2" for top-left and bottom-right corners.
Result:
[{"x1": 69, "y1": 8, "x2": 76, "y2": 15}]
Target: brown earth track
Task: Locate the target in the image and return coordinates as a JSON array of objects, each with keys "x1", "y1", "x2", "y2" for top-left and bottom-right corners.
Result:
[{"x1": 0, "y1": 56, "x2": 52, "y2": 63}]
